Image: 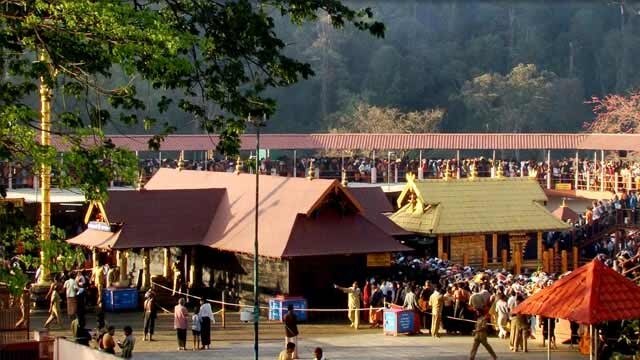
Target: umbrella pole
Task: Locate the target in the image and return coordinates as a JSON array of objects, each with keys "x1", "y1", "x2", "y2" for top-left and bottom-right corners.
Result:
[
  {"x1": 589, "y1": 325, "x2": 593, "y2": 360},
  {"x1": 589, "y1": 325, "x2": 596, "y2": 360},
  {"x1": 547, "y1": 318, "x2": 551, "y2": 360},
  {"x1": 594, "y1": 326, "x2": 598, "y2": 360}
]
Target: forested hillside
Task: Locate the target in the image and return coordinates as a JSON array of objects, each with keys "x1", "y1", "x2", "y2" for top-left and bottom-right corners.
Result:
[
  {"x1": 90, "y1": 1, "x2": 640, "y2": 135},
  {"x1": 267, "y1": 1, "x2": 640, "y2": 133}
]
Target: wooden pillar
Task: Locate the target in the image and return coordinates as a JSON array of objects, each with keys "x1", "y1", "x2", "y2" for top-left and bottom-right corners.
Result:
[
  {"x1": 463, "y1": 253, "x2": 469, "y2": 267},
  {"x1": 492, "y1": 233, "x2": 498, "y2": 263},
  {"x1": 561, "y1": 250, "x2": 568, "y2": 273},
  {"x1": 572, "y1": 246, "x2": 579, "y2": 270},
  {"x1": 92, "y1": 248, "x2": 99, "y2": 267},
  {"x1": 437, "y1": 235, "x2": 444, "y2": 259},
  {"x1": 537, "y1": 231, "x2": 543, "y2": 262},
  {"x1": 442, "y1": 252, "x2": 448, "y2": 261},
  {"x1": 586, "y1": 171, "x2": 591, "y2": 191},
  {"x1": 554, "y1": 240, "x2": 559, "y2": 255},
  {"x1": 117, "y1": 250, "x2": 128, "y2": 284},
  {"x1": 482, "y1": 249, "x2": 488, "y2": 269},
  {"x1": 542, "y1": 250, "x2": 549, "y2": 273},
  {"x1": 163, "y1": 247, "x2": 171, "y2": 278},
  {"x1": 501, "y1": 249, "x2": 508, "y2": 270},
  {"x1": 142, "y1": 248, "x2": 151, "y2": 290},
  {"x1": 548, "y1": 248, "x2": 555, "y2": 273}
]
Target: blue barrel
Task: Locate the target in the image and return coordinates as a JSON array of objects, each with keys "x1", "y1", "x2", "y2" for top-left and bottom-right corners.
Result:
[
  {"x1": 102, "y1": 288, "x2": 138, "y2": 312},
  {"x1": 268, "y1": 296, "x2": 307, "y2": 322}
]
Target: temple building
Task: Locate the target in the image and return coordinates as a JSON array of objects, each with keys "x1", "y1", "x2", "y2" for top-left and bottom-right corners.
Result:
[
  {"x1": 390, "y1": 172, "x2": 570, "y2": 270},
  {"x1": 68, "y1": 169, "x2": 410, "y2": 309}
]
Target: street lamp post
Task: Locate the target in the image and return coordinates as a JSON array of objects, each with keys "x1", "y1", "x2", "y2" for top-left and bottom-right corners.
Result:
[{"x1": 250, "y1": 114, "x2": 266, "y2": 360}]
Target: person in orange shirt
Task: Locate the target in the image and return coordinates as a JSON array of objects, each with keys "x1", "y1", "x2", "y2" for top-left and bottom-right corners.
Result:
[{"x1": 585, "y1": 206, "x2": 593, "y2": 225}]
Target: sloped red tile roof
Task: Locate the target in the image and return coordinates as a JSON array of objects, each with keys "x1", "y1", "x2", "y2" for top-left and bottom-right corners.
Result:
[
  {"x1": 551, "y1": 205, "x2": 580, "y2": 223},
  {"x1": 108, "y1": 189, "x2": 225, "y2": 249},
  {"x1": 67, "y1": 229, "x2": 121, "y2": 249},
  {"x1": 513, "y1": 260, "x2": 640, "y2": 324},
  {"x1": 143, "y1": 169, "x2": 409, "y2": 257},
  {"x1": 282, "y1": 212, "x2": 409, "y2": 257},
  {"x1": 349, "y1": 187, "x2": 411, "y2": 237},
  {"x1": 52, "y1": 133, "x2": 640, "y2": 152}
]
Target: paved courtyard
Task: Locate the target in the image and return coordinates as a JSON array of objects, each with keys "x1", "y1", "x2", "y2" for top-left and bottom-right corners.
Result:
[{"x1": 33, "y1": 311, "x2": 587, "y2": 359}]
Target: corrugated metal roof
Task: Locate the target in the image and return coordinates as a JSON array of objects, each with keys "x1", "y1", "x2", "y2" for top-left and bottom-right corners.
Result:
[
  {"x1": 390, "y1": 177, "x2": 570, "y2": 235},
  {"x1": 51, "y1": 133, "x2": 640, "y2": 152},
  {"x1": 513, "y1": 260, "x2": 640, "y2": 324}
]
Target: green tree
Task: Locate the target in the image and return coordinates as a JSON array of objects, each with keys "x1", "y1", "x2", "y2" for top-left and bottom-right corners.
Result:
[
  {"x1": 330, "y1": 101, "x2": 444, "y2": 134},
  {"x1": 455, "y1": 63, "x2": 585, "y2": 133},
  {"x1": 0, "y1": 0, "x2": 385, "y2": 288}
]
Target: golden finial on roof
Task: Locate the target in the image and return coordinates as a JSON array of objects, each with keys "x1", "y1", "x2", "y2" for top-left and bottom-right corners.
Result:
[
  {"x1": 137, "y1": 171, "x2": 145, "y2": 191},
  {"x1": 234, "y1": 156, "x2": 243, "y2": 175},
  {"x1": 341, "y1": 168, "x2": 348, "y2": 187},
  {"x1": 178, "y1": 150, "x2": 185, "y2": 171},
  {"x1": 307, "y1": 162, "x2": 315, "y2": 180},
  {"x1": 496, "y1": 161, "x2": 504, "y2": 178}
]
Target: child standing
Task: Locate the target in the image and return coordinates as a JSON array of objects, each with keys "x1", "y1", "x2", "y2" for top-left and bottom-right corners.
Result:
[
  {"x1": 191, "y1": 306, "x2": 201, "y2": 351},
  {"x1": 117, "y1": 325, "x2": 135, "y2": 359}
]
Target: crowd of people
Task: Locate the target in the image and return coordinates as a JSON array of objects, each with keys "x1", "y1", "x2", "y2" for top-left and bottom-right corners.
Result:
[
  {"x1": 331, "y1": 237, "x2": 640, "y2": 358},
  {"x1": 5, "y1": 155, "x2": 640, "y2": 194}
]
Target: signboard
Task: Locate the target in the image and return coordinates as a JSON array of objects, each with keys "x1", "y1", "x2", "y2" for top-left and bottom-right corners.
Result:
[
  {"x1": 383, "y1": 309, "x2": 415, "y2": 335},
  {"x1": 367, "y1": 253, "x2": 391, "y2": 267},
  {"x1": 555, "y1": 183, "x2": 572, "y2": 190},
  {"x1": 0, "y1": 198, "x2": 24, "y2": 208},
  {"x1": 88, "y1": 221, "x2": 113, "y2": 232}
]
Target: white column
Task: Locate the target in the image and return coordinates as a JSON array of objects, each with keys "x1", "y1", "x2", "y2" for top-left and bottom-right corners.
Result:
[
  {"x1": 546, "y1": 150, "x2": 552, "y2": 189},
  {"x1": 456, "y1": 150, "x2": 461, "y2": 179},
  {"x1": 574, "y1": 150, "x2": 579, "y2": 190},
  {"x1": 394, "y1": 162, "x2": 398, "y2": 183},
  {"x1": 293, "y1": 150, "x2": 297, "y2": 178},
  {"x1": 371, "y1": 150, "x2": 377, "y2": 184},
  {"x1": 7, "y1": 162, "x2": 12, "y2": 190},
  {"x1": 418, "y1": 150, "x2": 424, "y2": 180},
  {"x1": 601, "y1": 150, "x2": 605, "y2": 192}
]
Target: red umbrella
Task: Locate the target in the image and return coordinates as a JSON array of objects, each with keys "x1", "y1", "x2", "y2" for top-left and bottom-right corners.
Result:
[{"x1": 512, "y1": 259, "x2": 640, "y2": 324}]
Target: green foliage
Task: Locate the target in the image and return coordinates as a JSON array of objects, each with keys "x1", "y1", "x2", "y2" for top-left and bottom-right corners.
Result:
[
  {"x1": 0, "y1": 266, "x2": 29, "y2": 297},
  {"x1": 0, "y1": 202, "x2": 84, "y2": 294},
  {"x1": 0, "y1": 0, "x2": 385, "y2": 195},
  {"x1": 454, "y1": 64, "x2": 586, "y2": 132}
]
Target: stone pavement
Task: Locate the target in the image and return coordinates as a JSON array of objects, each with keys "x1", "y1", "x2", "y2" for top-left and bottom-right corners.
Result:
[
  {"x1": 135, "y1": 333, "x2": 586, "y2": 360},
  {"x1": 134, "y1": 333, "x2": 585, "y2": 360},
  {"x1": 32, "y1": 311, "x2": 586, "y2": 360}
]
